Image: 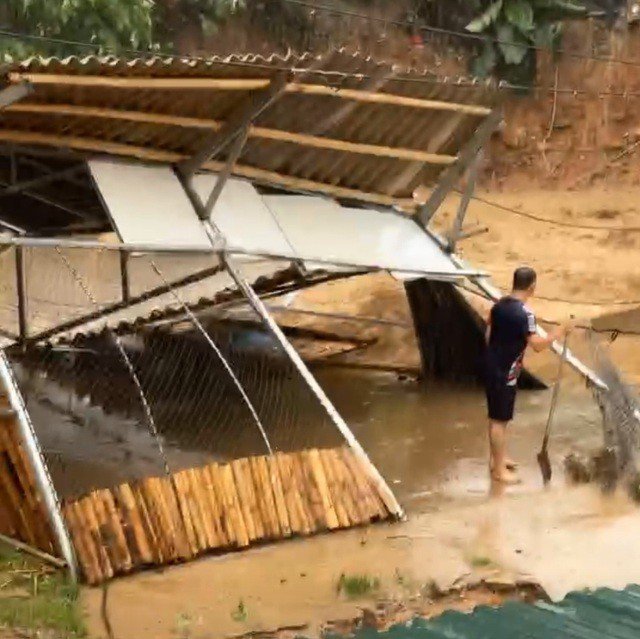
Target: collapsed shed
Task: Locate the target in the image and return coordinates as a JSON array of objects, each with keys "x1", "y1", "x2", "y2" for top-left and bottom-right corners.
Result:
[{"x1": 0, "y1": 50, "x2": 605, "y2": 583}]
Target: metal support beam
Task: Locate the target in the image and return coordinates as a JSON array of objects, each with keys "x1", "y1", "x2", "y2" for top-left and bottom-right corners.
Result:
[
  {"x1": 417, "y1": 109, "x2": 502, "y2": 228},
  {"x1": 447, "y1": 152, "x2": 480, "y2": 253},
  {"x1": 222, "y1": 252, "x2": 404, "y2": 520},
  {"x1": 0, "y1": 165, "x2": 86, "y2": 198},
  {"x1": 178, "y1": 73, "x2": 288, "y2": 178},
  {"x1": 0, "y1": 352, "x2": 78, "y2": 581},
  {"x1": 202, "y1": 124, "x2": 250, "y2": 218},
  {"x1": 119, "y1": 249, "x2": 130, "y2": 303},
  {"x1": 0, "y1": 81, "x2": 33, "y2": 110},
  {"x1": 14, "y1": 247, "x2": 27, "y2": 341}
]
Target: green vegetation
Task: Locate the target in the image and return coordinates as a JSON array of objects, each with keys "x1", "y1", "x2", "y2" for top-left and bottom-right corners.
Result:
[
  {"x1": 465, "y1": 0, "x2": 587, "y2": 80},
  {"x1": 469, "y1": 554, "x2": 494, "y2": 568},
  {"x1": 231, "y1": 598, "x2": 248, "y2": 622},
  {"x1": 0, "y1": 0, "x2": 244, "y2": 58},
  {"x1": 336, "y1": 573, "x2": 381, "y2": 599},
  {"x1": 0, "y1": 543, "x2": 85, "y2": 637}
]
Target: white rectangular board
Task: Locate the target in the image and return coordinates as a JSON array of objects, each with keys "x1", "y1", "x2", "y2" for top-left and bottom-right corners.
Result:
[{"x1": 89, "y1": 160, "x2": 211, "y2": 248}]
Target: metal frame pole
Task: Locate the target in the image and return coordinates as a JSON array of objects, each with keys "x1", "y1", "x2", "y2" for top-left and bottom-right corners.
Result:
[
  {"x1": 0, "y1": 351, "x2": 78, "y2": 581},
  {"x1": 222, "y1": 251, "x2": 405, "y2": 520},
  {"x1": 14, "y1": 247, "x2": 28, "y2": 341}
]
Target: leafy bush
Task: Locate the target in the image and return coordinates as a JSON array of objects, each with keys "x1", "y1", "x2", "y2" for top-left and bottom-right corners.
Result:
[{"x1": 466, "y1": 0, "x2": 588, "y2": 80}]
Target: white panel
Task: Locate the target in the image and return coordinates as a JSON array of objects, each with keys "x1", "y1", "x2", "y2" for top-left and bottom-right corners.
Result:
[
  {"x1": 263, "y1": 195, "x2": 460, "y2": 276},
  {"x1": 192, "y1": 175, "x2": 294, "y2": 257},
  {"x1": 89, "y1": 160, "x2": 210, "y2": 248}
]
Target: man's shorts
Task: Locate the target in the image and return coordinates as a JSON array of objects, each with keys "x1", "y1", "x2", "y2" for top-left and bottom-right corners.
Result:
[{"x1": 485, "y1": 380, "x2": 517, "y2": 422}]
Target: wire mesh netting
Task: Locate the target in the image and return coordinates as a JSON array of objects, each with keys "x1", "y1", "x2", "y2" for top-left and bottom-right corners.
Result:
[
  {"x1": 0, "y1": 246, "x2": 345, "y2": 500},
  {"x1": 589, "y1": 333, "x2": 640, "y2": 492}
]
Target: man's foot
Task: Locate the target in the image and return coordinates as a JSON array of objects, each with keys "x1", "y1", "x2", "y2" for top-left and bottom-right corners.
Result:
[{"x1": 490, "y1": 468, "x2": 521, "y2": 485}]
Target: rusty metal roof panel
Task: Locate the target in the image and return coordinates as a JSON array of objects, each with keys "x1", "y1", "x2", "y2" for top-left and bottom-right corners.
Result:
[{"x1": 2, "y1": 51, "x2": 501, "y2": 207}]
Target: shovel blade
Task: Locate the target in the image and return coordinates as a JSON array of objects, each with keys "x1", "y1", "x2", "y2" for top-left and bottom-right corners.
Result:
[{"x1": 537, "y1": 449, "x2": 552, "y2": 485}]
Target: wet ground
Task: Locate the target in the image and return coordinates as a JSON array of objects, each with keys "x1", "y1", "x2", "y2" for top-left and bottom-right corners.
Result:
[{"x1": 67, "y1": 349, "x2": 635, "y2": 639}]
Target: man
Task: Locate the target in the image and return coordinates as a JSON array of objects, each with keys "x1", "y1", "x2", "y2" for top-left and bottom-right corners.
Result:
[{"x1": 485, "y1": 266, "x2": 565, "y2": 483}]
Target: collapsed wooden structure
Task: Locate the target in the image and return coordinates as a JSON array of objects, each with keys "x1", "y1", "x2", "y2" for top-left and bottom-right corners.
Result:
[
  {"x1": 63, "y1": 446, "x2": 393, "y2": 584},
  {"x1": 1, "y1": 50, "x2": 605, "y2": 586}
]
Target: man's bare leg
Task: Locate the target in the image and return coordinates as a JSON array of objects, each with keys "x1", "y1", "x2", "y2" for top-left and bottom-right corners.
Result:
[{"x1": 489, "y1": 420, "x2": 519, "y2": 483}]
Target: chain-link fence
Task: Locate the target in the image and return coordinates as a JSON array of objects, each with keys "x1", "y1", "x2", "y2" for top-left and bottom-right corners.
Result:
[{"x1": 0, "y1": 245, "x2": 344, "y2": 501}]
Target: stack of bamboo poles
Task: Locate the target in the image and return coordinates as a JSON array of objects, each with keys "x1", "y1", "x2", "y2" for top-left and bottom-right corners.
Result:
[
  {"x1": 0, "y1": 396, "x2": 56, "y2": 554},
  {"x1": 63, "y1": 447, "x2": 394, "y2": 585}
]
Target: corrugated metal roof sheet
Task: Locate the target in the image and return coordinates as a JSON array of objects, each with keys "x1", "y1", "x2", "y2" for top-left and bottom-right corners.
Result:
[
  {"x1": 1, "y1": 50, "x2": 501, "y2": 207},
  {"x1": 338, "y1": 585, "x2": 640, "y2": 639}
]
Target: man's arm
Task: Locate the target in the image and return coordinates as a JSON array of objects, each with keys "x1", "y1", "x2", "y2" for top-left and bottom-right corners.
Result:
[{"x1": 525, "y1": 307, "x2": 565, "y2": 352}]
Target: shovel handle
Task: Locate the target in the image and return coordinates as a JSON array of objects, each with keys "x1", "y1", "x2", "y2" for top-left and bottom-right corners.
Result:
[{"x1": 543, "y1": 332, "x2": 570, "y2": 441}]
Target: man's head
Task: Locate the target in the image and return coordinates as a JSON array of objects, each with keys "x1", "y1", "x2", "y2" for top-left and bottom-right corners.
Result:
[{"x1": 512, "y1": 266, "x2": 537, "y2": 299}]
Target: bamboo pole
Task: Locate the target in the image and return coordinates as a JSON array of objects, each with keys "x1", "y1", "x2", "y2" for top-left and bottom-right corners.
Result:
[
  {"x1": 68, "y1": 501, "x2": 102, "y2": 584},
  {"x1": 132, "y1": 483, "x2": 163, "y2": 564},
  {"x1": 220, "y1": 463, "x2": 250, "y2": 547},
  {"x1": 205, "y1": 464, "x2": 231, "y2": 548},
  {"x1": 63, "y1": 503, "x2": 98, "y2": 584},
  {"x1": 231, "y1": 459, "x2": 258, "y2": 541},
  {"x1": 289, "y1": 454, "x2": 315, "y2": 533},
  {"x1": 114, "y1": 483, "x2": 153, "y2": 565},
  {"x1": 0, "y1": 130, "x2": 415, "y2": 209},
  {"x1": 318, "y1": 449, "x2": 350, "y2": 528},
  {"x1": 188, "y1": 468, "x2": 217, "y2": 549},
  {"x1": 80, "y1": 495, "x2": 113, "y2": 580},
  {"x1": 307, "y1": 449, "x2": 340, "y2": 530},
  {"x1": 6, "y1": 103, "x2": 457, "y2": 165},
  {"x1": 8, "y1": 73, "x2": 491, "y2": 116},
  {"x1": 139, "y1": 478, "x2": 173, "y2": 561},
  {"x1": 275, "y1": 453, "x2": 302, "y2": 535},
  {"x1": 156, "y1": 477, "x2": 192, "y2": 560},
  {"x1": 101, "y1": 490, "x2": 132, "y2": 572},
  {"x1": 267, "y1": 454, "x2": 291, "y2": 537},
  {"x1": 0, "y1": 531, "x2": 66, "y2": 569}
]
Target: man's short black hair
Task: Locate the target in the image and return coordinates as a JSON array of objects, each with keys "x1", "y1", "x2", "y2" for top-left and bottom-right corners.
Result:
[{"x1": 513, "y1": 266, "x2": 537, "y2": 291}]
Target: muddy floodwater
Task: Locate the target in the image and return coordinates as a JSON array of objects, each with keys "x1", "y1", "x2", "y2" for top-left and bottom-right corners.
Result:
[{"x1": 60, "y1": 352, "x2": 639, "y2": 639}]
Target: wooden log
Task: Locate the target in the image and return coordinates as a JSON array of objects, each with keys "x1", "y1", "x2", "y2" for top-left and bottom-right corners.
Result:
[
  {"x1": 243, "y1": 457, "x2": 266, "y2": 540},
  {"x1": 8, "y1": 73, "x2": 491, "y2": 115},
  {"x1": 113, "y1": 483, "x2": 153, "y2": 565},
  {"x1": 0, "y1": 531, "x2": 64, "y2": 568},
  {"x1": 69, "y1": 500, "x2": 103, "y2": 585},
  {"x1": 275, "y1": 453, "x2": 302, "y2": 535},
  {"x1": 220, "y1": 463, "x2": 250, "y2": 547},
  {"x1": 231, "y1": 459, "x2": 258, "y2": 542},
  {"x1": 62, "y1": 503, "x2": 97, "y2": 584},
  {"x1": 186, "y1": 468, "x2": 216, "y2": 550},
  {"x1": 203, "y1": 464, "x2": 229, "y2": 548},
  {"x1": 327, "y1": 448, "x2": 362, "y2": 526},
  {"x1": 306, "y1": 449, "x2": 340, "y2": 530},
  {"x1": 0, "y1": 130, "x2": 416, "y2": 210},
  {"x1": 0, "y1": 452, "x2": 37, "y2": 546},
  {"x1": 318, "y1": 449, "x2": 351, "y2": 528},
  {"x1": 341, "y1": 449, "x2": 386, "y2": 520},
  {"x1": 172, "y1": 472, "x2": 202, "y2": 555},
  {"x1": 157, "y1": 477, "x2": 192, "y2": 561},
  {"x1": 348, "y1": 452, "x2": 392, "y2": 518},
  {"x1": 6, "y1": 103, "x2": 458, "y2": 165},
  {"x1": 101, "y1": 489, "x2": 132, "y2": 572},
  {"x1": 288, "y1": 453, "x2": 316, "y2": 533},
  {"x1": 91, "y1": 491, "x2": 122, "y2": 574},
  {"x1": 266, "y1": 455, "x2": 291, "y2": 537},
  {"x1": 139, "y1": 478, "x2": 174, "y2": 562},
  {"x1": 79, "y1": 495, "x2": 113, "y2": 580},
  {"x1": 250, "y1": 456, "x2": 279, "y2": 539},
  {"x1": 132, "y1": 482, "x2": 164, "y2": 564},
  {"x1": 0, "y1": 428, "x2": 53, "y2": 552}
]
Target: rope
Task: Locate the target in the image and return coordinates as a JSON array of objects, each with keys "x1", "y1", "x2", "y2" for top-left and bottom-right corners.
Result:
[{"x1": 461, "y1": 192, "x2": 640, "y2": 232}]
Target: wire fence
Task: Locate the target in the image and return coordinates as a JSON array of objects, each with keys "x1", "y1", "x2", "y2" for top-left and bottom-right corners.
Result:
[{"x1": 0, "y1": 246, "x2": 344, "y2": 501}]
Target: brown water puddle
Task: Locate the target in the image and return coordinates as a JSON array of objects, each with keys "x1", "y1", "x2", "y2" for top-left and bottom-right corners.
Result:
[{"x1": 81, "y1": 366, "x2": 632, "y2": 639}]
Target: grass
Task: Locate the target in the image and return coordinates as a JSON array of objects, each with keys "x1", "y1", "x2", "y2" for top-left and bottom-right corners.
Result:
[
  {"x1": 0, "y1": 542, "x2": 85, "y2": 637},
  {"x1": 469, "y1": 555, "x2": 493, "y2": 568},
  {"x1": 336, "y1": 573, "x2": 381, "y2": 599}
]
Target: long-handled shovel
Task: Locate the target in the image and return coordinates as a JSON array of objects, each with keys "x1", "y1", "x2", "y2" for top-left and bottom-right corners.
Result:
[{"x1": 537, "y1": 331, "x2": 570, "y2": 485}]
